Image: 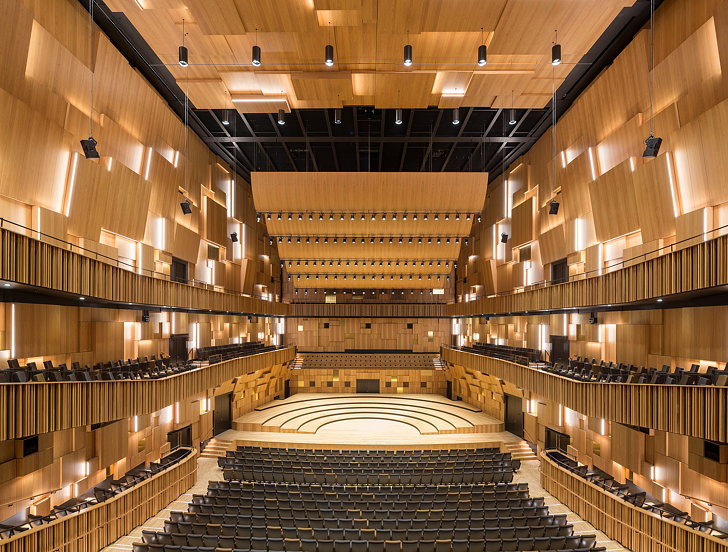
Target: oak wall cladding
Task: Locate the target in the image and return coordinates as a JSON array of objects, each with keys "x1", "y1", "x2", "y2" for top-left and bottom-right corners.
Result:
[
  {"x1": 457, "y1": 0, "x2": 728, "y2": 302},
  {"x1": 0, "y1": 0, "x2": 278, "y2": 305}
]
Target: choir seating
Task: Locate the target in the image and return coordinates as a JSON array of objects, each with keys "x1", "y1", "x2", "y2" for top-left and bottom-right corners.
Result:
[
  {"x1": 298, "y1": 353, "x2": 440, "y2": 370},
  {"x1": 133, "y1": 446, "x2": 603, "y2": 552}
]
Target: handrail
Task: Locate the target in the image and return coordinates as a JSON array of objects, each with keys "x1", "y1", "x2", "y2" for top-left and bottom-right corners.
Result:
[
  {"x1": 0, "y1": 217, "x2": 274, "y2": 302},
  {"x1": 0, "y1": 448, "x2": 197, "y2": 552},
  {"x1": 540, "y1": 450, "x2": 728, "y2": 552},
  {"x1": 442, "y1": 346, "x2": 728, "y2": 442},
  {"x1": 468, "y1": 222, "x2": 728, "y2": 300},
  {"x1": 0, "y1": 346, "x2": 295, "y2": 440}
]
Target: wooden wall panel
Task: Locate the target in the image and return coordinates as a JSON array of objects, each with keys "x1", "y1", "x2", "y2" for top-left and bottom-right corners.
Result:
[
  {"x1": 510, "y1": 196, "x2": 535, "y2": 248},
  {"x1": 633, "y1": 153, "x2": 678, "y2": 243},
  {"x1": 205, "y1": 197, "x2": 228, "y2": 247},
  {"x1": 588, "y1": 162, "x2": 641, "y2": 242}
]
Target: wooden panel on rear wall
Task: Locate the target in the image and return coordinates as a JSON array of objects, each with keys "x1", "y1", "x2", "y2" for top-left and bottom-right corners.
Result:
[
  {"x1": 588, "y1": 161, "x2": 641, "y2": 242},
  {"x1": 172, "y1": 222, "x2": 201, "y2": 263},
  {"x1": 615, "y1": 324, "x2": 649, "y2": 368},
  {"x1": 510, "y1": 196, "x2": 535, "y2": 248},
  {"x1": 632, "y1": 153, "x2": 678, "y2": 242},
  {"x1": 538, "y1": 224, "x2": 566, "y2": 265},
  {"x1": 205, "y1": 196, "x2": 227, "y2": 246}
]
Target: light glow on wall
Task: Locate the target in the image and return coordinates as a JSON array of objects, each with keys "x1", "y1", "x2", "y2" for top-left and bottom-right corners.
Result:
[
  {"x1": 144, "y1": 147, "x2": 153, "y2": 180},
  {"x1": 587, "y1": 147, "x2": 598, "y2": 181},
  {"x1": 64, "y1": 152, "x2": 79, "y2": 217},
  {"x1": 574, "y1": 218, "x2": 586, "y2": 251},
  {"x1": 665, "y1": 152, "x2": 681, "y2": 218},
  {"x1": 600, "y1": 418, "x2": 607, "y2": 436},
  {"x1": 155, "y1": 218, "x2": 166, "y2": 251}
]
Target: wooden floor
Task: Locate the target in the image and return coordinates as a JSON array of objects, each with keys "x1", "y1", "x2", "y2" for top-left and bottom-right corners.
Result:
[{"x1": 234, "y1": 393, "x2": 504, "y2": 437}]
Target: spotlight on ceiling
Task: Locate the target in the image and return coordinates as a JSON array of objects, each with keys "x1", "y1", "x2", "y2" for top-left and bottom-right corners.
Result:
[
  {"x1": 478, "y1": 44, "x2": 487, "y2": 66},
  {"x1": 551, "y1": 43, "x2": 562, "y2": 66},
  {"x1": 180, "y1": 200, "x2": 192, "y2": 215},
  {"x1": 334, "y1": 108, "x2": 342, "y2": 124},
  {"x1": 80, "y1": 137, "x2": 100, "y2": 159},
  {"x1": 500, "y1": 233, "x2": 509, "y2": 243},
  {"x1": 230, "y1": 232, "x2": 238, "y2": 242},
  {"x1": 277, "y1": 109, "x2": 285, "y2": 125},
  {"x1": 178, "y1": 45, "x2": 188, "y2": 67},
  {"x1": 549, "y1": 200, "x2": 560, "y2": 215},
  {"x1": 325, "y1": 44, "x2": 334, "y2": 67},
  {"x1": 251, "y1": 44, "x2": 261, "y2": 66},
  {"x1": 403, "y1": 44, "x2": 413, "y2": 67},
  {"x1": 509, "y1": 109, "x2": 517, "y2": 125},
  {"x1": 452, "y1": 108, "x2": 460, "y2": 125},
  {"x1": 222, "y1": 112, "x2": 230, "y2": 126},
  {"x1": 395, "y1": 108, "x2": 403, "y2": 125},
  {"x1": 643, "y1": 135, "x2": 662, "y2": 158}
]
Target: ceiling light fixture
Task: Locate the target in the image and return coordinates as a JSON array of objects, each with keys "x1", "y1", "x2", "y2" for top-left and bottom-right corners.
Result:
[
  {"x1": 552, "y1": 30, "x2": 562, "y2": 65},
  {"x1": 478, "y1": 28, "x2": 487, "y2": 66},
  {"x1": 325, "y1": 44, "x2": 334, "y2": 67},
  {"x1": 395, "y1": 108, "x2": 403, "y2": 125},
  {"x1": 252, "y1": 29, "x2": 261, "y2": 66},
  {"x1": 643, "y1": 0, "x2": 662, "y2": 158},
  {"x1": 334, "y1": 108, "x2": 342, "y2": 124},
  {"x1": 452, "y1": 108, "x2": 460, "y2": 125},
  {"x1": 509, "y1": 90, "x2": 517, "y2": 125},
  {"x1": 404, "y1": 42, "x2": 413, "y2": 67},
  {"x1": 277, "y1": 109, "x2": 285, "y2": 125}
]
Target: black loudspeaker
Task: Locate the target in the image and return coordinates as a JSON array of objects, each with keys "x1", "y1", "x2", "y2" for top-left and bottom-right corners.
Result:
[
  {"x1": 549, "y1": 201, "x2": 560, "y2": 215},
  {"x1": 80, "y1": 137, "x2": 100, "y2": 159},
  {"x1": 142, "y1": 310, "x2": 150, "y2": 322},
  {"x1": 180, "y1": 200, "x2": 192, "y2": 215},
  {"x1": 589, "y1": 313, "x2": 598, "y2": 325},
  {"x1": 230, "y1": 232, "x2": 238, "y2": 242},
  {"x1": 500, "y1": 233, "x2": 509, "y2": 243},
  {"x1": 643, "y1": 136, "x2": 662, "y2": 158}
]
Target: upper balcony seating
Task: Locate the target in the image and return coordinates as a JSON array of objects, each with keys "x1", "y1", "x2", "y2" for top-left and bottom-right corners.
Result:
[
  {"x1": 0, "y1": 343, "x2": 280, "y2": 383},
  {"x1": 298, "y1": 353, "x2": 439, "y2": 370},
  {"x1": 196, "y1": 342, "x2": 268, "y2": 363},
  {"x1": 0, "y1": 448, "x2": 191, "y2": 539},
  {"x1": 464, "y1": 343, "x2": 541, "y2": 366},
  {"x1": 456, "y1": 345, "x2": 728, "y2": 387},
  {"x1": 546, "y1": 451, "x2": 728, "y2": 542},
  {"x1": 134, "y1": 445, "x2": 604, "y2": 552}
]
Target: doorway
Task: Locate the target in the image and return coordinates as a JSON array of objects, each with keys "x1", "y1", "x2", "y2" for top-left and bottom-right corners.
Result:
[
  {"x1": 213, "y1": 393, "x2": 233, "y2": 435},
  {"x1": 169, "y1": 334, "x2": 189, "y2": 362},
  {"x1": 356, "y1": 379, "x2": 380, "y2": 393},
  {"x1": 504, "y1": 394, "x2": 524, "y2": 438},
  {"x1": 446, "y1": 380, "x2": 453, "y2": 400},
  {"x1": 168, "y1": 425, "x2": 192, "y2": 449},
  {"x1": 551, "y1": 258, "x2": 568, "y2": 284},
  {"x1": 170, "y1": 257, "x2": 188, "y2": 283},
  {"x1": 546, "y1": 427, "x2": 571, "y2": 452},
  {"x1": 284, "y1": 380, "x2": 291, "y2": 399},
  {"x1": 550, "y1": 335, "x2": 569, "y2": 364}
]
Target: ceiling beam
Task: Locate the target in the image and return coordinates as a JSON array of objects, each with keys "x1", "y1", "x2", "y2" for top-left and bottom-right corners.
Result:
[
  {"x1": 204, "y1": 135, "x2": 537, "y2": 144},
  {"x1": 440, "y1": 107, "x2": 474, "y2": 172}
]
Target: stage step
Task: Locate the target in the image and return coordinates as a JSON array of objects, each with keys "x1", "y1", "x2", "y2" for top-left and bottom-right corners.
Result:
[
  {"x1": 200, "y1": 438, "x2": 232, "y2": 458},
  {"x1": 505, "y1": 440, "x2": 539, "y2": 461}
]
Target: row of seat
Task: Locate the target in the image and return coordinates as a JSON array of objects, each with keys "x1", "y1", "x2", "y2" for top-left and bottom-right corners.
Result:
[
  {"x1": 196, "y1": 342, "x2": 268, "y2": 363},
  {"x1": 546, "y1": 358, "x2": 728, "y2": 386},
  {"x1": 459, "y1": 345, "x2": 728, "y2": 386},
  {"x1": 298, "y1": 353, "x2": 438, "y2": 370},
  {"x1": 206, "y1": 480, "x2": 529, "y2": 496},
  {"x1": 133, "y1": 543, "x2": 604, "y2": 552},
  {"x1": 0, "y1": 448, "x2": 191, "y2": 538},
  {"x1": 133, "y1": 447, "x2": 597, "y2": 552},
  {"x1": 219, "y1": 459, "x2": 520, "y2": 471},
  {"x1": 1, "y1": 344, "x2": 281, "y2": 383},
  {"x1": 547, "y1": 451, "x2": 728, "y2": 540},
  {"x1": 222, "y1": 470, "x2": 515, "y2": 486},
  {"x1": 139, "y1": 534, "x2": 595, "y2": 551}
]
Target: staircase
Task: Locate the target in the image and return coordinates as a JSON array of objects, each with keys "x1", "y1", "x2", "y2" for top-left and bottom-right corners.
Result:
[
  {"x1": 200, "y1": 438, "x2": 232, "y2": 458},
  {"x1": 505, "y1": 440, "x2": 539, "y2": 461},
  {"x1": 433, "y1": 357, "x2": 447, "y2": 370},
  {"x1": 289, "y1": 355, "x2": 304, "y2": 370}
]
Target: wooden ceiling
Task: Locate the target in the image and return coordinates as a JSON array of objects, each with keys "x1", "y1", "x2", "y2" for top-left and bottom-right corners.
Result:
[
  {"x1": 252, "y1": 172, "x2": 486, "y2": 288},
  {"x1": 104, "y1": 0, "x2": 633, "y2": 111}
]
